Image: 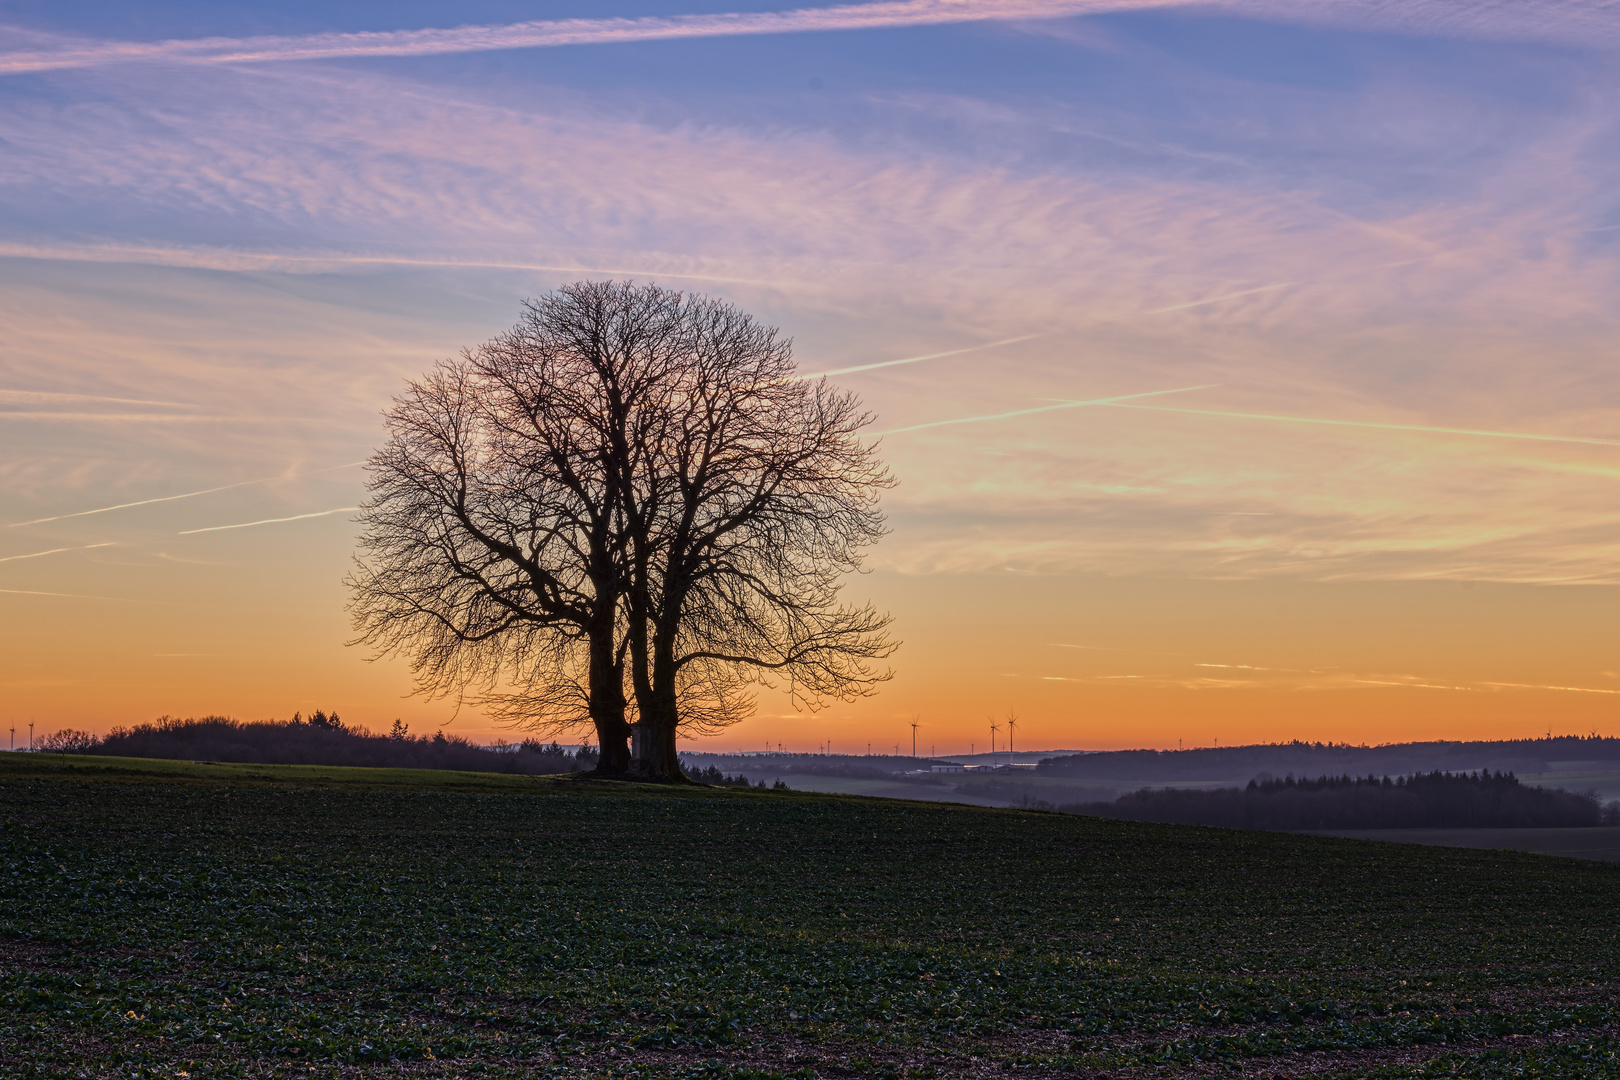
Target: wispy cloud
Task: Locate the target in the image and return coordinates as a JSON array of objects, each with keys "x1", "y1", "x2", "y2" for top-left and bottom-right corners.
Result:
[
  {"x1": 1037, "y1": 664, "x2": 1620, "y2": 696},
  {"x1": 178, "y1": 506, "x2": 360, "y2": 535},
  {"x1": 1232, "y1": 0, "x2": 1620, "y2": 49},
  {"x1": 3, "y1": 34, "x2": 1619, "y2": 589},
  {"x1": 7, "y1": 0, "x2": 1620, "y2": 737}
]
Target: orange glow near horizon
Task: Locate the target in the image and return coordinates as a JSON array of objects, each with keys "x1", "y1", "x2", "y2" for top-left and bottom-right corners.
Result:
[
  {"x1": 6, "y1": 285, "x2": 1620, "y2": 753},
  {"x1": 5, "y1": 548, "x2": 1618, "y2": 753}
]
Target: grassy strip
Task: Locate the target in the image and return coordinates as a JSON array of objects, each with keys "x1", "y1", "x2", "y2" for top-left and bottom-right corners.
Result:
[
  {"x1": 2, "y1": 759, "x2": 1618, "y2": 1078},
  {"x1": 0, "y1": 751, "x2": 586, "y2": 793}
]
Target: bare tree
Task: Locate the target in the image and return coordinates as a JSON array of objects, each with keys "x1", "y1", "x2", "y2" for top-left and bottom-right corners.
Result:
[
  {"x1": 348, "y1": 288, "x2": 683, "y2": 772},
  {"x1": 349, "y1": 281, "x2": 896, "y2": 781},
  {"x1": 617, "y1": 292, "x2": 898, "y2": 779},
  {"x1": 36, "y1": 728, "x2": 99, "y2": 754}
]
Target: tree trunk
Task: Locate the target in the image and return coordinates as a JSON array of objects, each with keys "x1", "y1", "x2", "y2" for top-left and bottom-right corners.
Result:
[
  {"x1": 587, "y1": 613, "x2": 631, "y2": 773},
  {"x1": 650, "y1": 715, "x2": 682, "y2": 781},
  {"x1": 630, "y1": 633, "x2": 685, "y2": 781},
  {"x1": 624, "y1": 543, "x2": 664, "y2": 778},
  {"x1": 630, "y1": 711, "x2": 684, "y2": 780},
  {"x1": 591, "y1": 703, "x2": 632, "y2": 773}
]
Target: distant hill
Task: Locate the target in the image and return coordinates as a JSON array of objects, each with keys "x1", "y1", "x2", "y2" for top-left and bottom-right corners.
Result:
[
  {"x1": 1064, "y1": 770, "x2": 1616, "y2": 831},
  {"x1": 1037, "y1": 736, "x2": 1620, "y2": 784},
  {"x1": 680, "y1": 751, "x2": 940, "y2": 780},
  {"x1": 69, "y1": 714, "x2": 596, "y2": 775}
]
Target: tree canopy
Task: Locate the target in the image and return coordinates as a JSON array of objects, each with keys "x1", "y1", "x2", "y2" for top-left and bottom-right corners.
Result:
[{"x1": 349, "y1": 281, "x2": 896, "y2": 779}]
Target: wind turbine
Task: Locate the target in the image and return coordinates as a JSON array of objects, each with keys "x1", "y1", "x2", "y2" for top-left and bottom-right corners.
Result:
[
  {"x1": 989, "y1": 717, "x2": 1000, "y2": 759},
  {"x1": 1006, "y1": 712, "x2": 1018, "y2": 764},
  {"x1": 910, "y1": 715, "x2": 920, "y2": 757}
]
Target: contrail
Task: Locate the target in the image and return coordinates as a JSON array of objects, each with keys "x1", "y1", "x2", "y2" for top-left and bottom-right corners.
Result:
[
  {"x1": 1482, "y1": 681, "x2": 1620, "y2": 696},
  {"x1": 3, "y1": 0, "x2": 1610, "y2": 76},
  {"x1": 0, "y1": 587, "x2": 147, "y2": 602},
  {"x1": 0, "y1": 388, "x2": 196, "y2": 408},
  {"x1": 0, "y1": 587, "x2": 220, "y2": 607},
  {"x1": 179, "y1": 506, "x2": 360, "y2": 534},
  {"x1": 6, "y1": 412, "x2": 321, "y2": 424},
  {"x1": 1050, "y1": 642, "x2": 1196, "y2": 657},
  {"x1": 1143, "y1": 283, "x2": 1294, "y2": 314},
  {"x1": 1352, "y1": 677, "x2": 1477, "y2": 692},
  {"x1": 873, "y1": 384, "x2": 1217, "y2": 436},
  {"x1": 10, "y1": 477, "x2": 279, "y2": 527},
  {"x1": 0, "y1": 542, "x2": 115, "y2": 563},
  {"x1": 9, "y1": 460, "x2": 368, "y2": 527},
  {"x1": 796, "y1": 334, "x2": 1039, "y2": 381},
  {"x1": 0, "y1": 1, "x2": 1190, "y2": 75},
  {"x1": 0, "y1": 240, "x2": 782, "y2": 286},
  {"x1": 1092, "y1": 403, "x2": 1620, "y2": 448}
]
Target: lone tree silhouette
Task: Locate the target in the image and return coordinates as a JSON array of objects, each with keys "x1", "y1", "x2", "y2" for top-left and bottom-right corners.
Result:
[{"x1": 349, "y1": 281, "x2": 896, "y2": 780}]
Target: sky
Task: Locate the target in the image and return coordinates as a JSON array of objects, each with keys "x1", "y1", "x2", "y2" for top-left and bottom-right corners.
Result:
[{"x1": 3, "y1": 0, "x2": 1620, "y2": 754}]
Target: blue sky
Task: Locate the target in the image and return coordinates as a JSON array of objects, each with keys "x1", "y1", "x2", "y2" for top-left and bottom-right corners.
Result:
[{"x1": 4, "y1": 0, "x2": 1620, "y2": 747}]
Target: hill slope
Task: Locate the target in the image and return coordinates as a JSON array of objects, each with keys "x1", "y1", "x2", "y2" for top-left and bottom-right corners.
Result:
[
  {"x1": 2, "y1": 754, "x2": 1617, "y2": 1078},
  {"x1": 1037, "y1": 735, "x2": 1620, "y2": 783}
]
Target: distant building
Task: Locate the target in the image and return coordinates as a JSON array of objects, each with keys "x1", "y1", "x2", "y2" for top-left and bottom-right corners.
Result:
[{"x1": 931, "y1": 763, "x2": 967, "y2": 773}]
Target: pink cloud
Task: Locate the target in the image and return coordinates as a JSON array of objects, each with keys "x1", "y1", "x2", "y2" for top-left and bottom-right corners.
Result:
[{"x1": 1, "y1": 60, "x2": 1618, "y2": 584}]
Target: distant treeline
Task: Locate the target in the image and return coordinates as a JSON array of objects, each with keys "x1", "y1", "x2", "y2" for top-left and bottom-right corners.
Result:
[
  {"x1": 1063, "y1": 771, "x2": 1620, "y2": 830},
  {"x1": 679, "y1": 762, "x2": 789, "y2": 790},
  {"x1": 42, "y1": 714, "x2": 598, "y2": 775},
  {"x1": 681, "y1": 752, "x2": 939, "y2": 782},
  {"x1": 1038, "y1": 736, "x2": 1620, "y2": 784}
]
